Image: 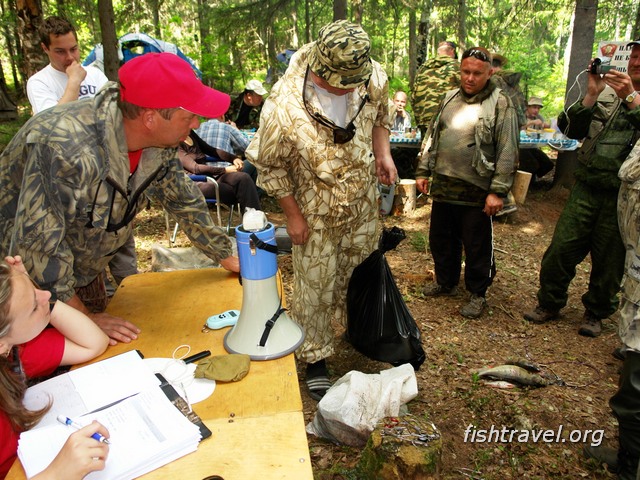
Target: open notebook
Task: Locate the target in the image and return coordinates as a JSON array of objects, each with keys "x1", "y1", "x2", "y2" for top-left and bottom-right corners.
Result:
[{"x1": 18, "y1": 350, "x2": 205, "y2": 479}]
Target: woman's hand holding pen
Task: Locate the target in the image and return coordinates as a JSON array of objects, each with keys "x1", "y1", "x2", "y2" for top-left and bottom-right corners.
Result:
[{"x1": 33, "y1": 421, "x2": 110, "y2": 480}]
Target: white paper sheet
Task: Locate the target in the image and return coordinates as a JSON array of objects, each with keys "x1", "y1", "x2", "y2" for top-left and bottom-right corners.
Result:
[
  {"x1": 23, "y1": 350, "x2": 161, "y2": 428},
  {"x1": 18, "y1": 387, "x2": 201, "y2": 480}
]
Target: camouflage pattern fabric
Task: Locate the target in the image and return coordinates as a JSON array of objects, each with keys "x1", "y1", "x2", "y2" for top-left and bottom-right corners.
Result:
[
  {"x1": 533, "y1": 88, "x2": 640, "y2": 321},
  {"x1": 559, "y1": 87, "x2": 640, "y2": 191},
  {"x1": 292, "y1": 209, "x2": 378, "y2": 363},
  {"x1": 492, "y1": 70, "x2": 527, "y2": 127},
  {"x1": 225, "y1": 93, "x2": 262, "y2": 130},
  {"x1": 416, "y1": 81, "x2": 519, "y2": 202},
  {"x1": 75, "y1": 274, "x2": 108, "y2": 313},
  {"x1": 617, "y1": 141, "x2": 640, "y2": 351},
  {"x1": 0, "y1": 84, "x2": 232, "y2": 303},
  {"x1": 308, "y1": 20, "x2": 372, "y2": 89},
  {"x1": 412, "y1": 55, "x2": 460, "y2": 130},
  {"x1": 246, "y1": 42, "x2": 390, "y2": 362}
]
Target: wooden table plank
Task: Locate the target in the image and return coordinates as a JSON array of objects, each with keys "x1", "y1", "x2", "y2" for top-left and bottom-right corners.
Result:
[{"x1": 8, "y1": 268, "x2": 311, "y2": 480}]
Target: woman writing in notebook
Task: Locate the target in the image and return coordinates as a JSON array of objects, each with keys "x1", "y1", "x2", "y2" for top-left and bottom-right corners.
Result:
[{"x1": 0, "y1": 255, "x2": 110, "y2": 479}]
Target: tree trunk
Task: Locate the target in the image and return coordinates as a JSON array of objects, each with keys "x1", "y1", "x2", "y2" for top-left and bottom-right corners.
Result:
[
  {"x1": 458, "y1": 0, "x2": 467, "y2": 50},
  {"x1": 333, "y1": 0, "x2": 346, "y2": 21},
  {"x1": 634, "y1": 0, "x2": 640, "y2": 39},
  {"x1": 15, "y1": 0, "x2": 46, "y2": 80},
  {"x1": 196, "y1": 0, "x2": 210, "y2": 66},
  {"x1": 408, "y1": 10, "x2": 417, "y2": 86},
  {"x1": 1, "y1": 0, "x2": 21, "y2": 93},
  {"x1": 304, "y1": 0, "x2": 310, "y2": 43},
  {"x1": 97, "y1": 0, "x2": 119, "y2": 81},
  {"x1": 416, "y1": 7, "x2": 430, "y2": 66},
  {"x1": 553, "y1": 0, "x2": 598, "y2": 190}
]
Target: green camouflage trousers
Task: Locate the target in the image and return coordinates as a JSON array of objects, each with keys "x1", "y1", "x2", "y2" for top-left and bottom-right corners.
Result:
[
  {"x1": 292, "y1": 209, "x2": 379, "y2": 364},
  {"x1": 537, "y1": 180, "x2": 624, "y2": 318}
]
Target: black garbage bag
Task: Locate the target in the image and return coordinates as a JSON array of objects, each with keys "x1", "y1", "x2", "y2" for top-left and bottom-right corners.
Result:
[{"x1": 346, "y1": 226, "x2": 426, "y2": 370}]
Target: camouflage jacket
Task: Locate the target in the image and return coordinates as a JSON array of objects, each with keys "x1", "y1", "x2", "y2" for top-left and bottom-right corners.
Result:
[
  {"x1": 492, "y1": 70, "x2": 527, "y2": 127},
  {"x1": 225, "y1": 93, "x2": 262, "y2": 130},
  {"x1": 617, "y1": 140, "x2": 640, "y2": 350},
  {"x1": 245, "y1": 43, "x2": 391, "y2": 225},
  {"x1": 0, "y1": 83, "x2": 232, "y2": 302},
  {"x1": 416, "y1": 80, "x2": 519, "y2": 204},
  {"x1": 412, "y1": 55, "x2": 460, "y2": 129},
  {"x1": 558, "y1": 87, "x2": 640, "y2": 190}
]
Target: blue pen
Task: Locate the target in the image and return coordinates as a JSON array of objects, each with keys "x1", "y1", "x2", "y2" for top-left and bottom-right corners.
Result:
[{"x1": 56, "y1": 414, "x2": 111, "y2": 444}]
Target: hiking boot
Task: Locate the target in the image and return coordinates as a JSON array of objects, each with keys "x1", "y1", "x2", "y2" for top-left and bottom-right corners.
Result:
[
  {"x1": 423, "y1": 283, "x2": 459, "y2": 297},
  {"x1": 460, "y1": 294, "x2": 486, "y2": 319},
  {"x1": 523, "y1": 305, "x2": 559, "y2": 324},
  {"x1": 583, "y1": 444, "x2": 619, "y2": 472},
  {"x1": 578, "y1": 311, "x2": 602, "y2": 338}
]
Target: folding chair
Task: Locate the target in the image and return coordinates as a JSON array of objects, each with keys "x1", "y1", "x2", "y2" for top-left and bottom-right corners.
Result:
[{"x1": 165, "y1": 175, "x2": 238, "y2": 245}]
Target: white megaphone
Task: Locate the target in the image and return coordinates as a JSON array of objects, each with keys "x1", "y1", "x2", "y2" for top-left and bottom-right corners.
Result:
[{"x1": 224, "y1": 222, "x2": 305, "y2": 360}]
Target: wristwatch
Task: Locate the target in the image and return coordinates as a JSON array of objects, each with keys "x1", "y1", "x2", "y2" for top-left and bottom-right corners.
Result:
[{"x1": 625, "y1": 91, "x2": 638, "y2": 104}]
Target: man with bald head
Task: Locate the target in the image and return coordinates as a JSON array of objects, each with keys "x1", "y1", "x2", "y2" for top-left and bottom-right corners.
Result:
[{"x1": 416, "y1": 46, "x2": 519, "y2": 319}]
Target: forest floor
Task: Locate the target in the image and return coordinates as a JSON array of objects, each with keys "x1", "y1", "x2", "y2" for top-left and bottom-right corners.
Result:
[{"x1": 133, "y1": 174, "x2": 622, "y2": 480}]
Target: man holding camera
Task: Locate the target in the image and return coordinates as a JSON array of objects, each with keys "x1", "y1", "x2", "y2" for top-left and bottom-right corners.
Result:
[{"x1": 524, "y1": 42, "x2": 640, "y2": 339}]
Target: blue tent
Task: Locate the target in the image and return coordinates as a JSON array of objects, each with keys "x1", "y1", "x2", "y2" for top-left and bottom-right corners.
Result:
[{"x1": 83, "y1": 32, "x2": 202, "y2": 78}]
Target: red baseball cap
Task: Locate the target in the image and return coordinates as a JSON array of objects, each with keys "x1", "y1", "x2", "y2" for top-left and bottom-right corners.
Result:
[{"x1": 119, "y1": 53, "x2": 230, "y2": 118}]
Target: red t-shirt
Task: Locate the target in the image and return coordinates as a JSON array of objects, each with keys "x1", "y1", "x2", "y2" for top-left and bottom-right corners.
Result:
[
  {"x1": 129, "y1": 150, "x2": 142, "y2": 174},
  {"x1": 0, "y1": 328, "x2": 65, "y2": 479}
]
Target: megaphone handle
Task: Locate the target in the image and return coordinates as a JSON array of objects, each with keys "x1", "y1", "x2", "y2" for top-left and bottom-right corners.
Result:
[{"x1": 249, "y1": 233, "x2": 278, "y2": 254}]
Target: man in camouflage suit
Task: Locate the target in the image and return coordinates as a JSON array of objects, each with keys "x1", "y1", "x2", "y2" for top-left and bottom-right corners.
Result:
[
  {"x1": 225, "y1": 79, "x2": 267, "y2": 130},
  {"x1": 491, "y1": 54, "x2": 527, "y2": 128},
  {"x1": 412, "y1": 40, "x2": 460, "y2": 137},
  {"x1": 596, "y1": 139, "x2": 640, "y2": 480},
  {"x1": 524, "y1": 43, "x2": 640, "y2": 339},
  {"x1": 0, "y1": 53, "x2": 239, "y2": 346},
  {"x1": 416, "y1": 47, "x2": 519, "y2": 319},
  {"x1": 246, "y1": 20, "x2": 397, "y2": 401}
]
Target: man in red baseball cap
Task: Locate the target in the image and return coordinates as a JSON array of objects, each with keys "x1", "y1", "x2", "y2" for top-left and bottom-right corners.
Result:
[{"x1": 0, "y1": 52, "x2": 237, "y2": 346}]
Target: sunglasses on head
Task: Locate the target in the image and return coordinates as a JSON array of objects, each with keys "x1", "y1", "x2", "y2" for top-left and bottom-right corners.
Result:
[
  {"x1": 302, "y1": 67, "x2": 369, "y2": 145},
  {"x1": 462, "y1": 48, "x2": 491, "y2": 63}
]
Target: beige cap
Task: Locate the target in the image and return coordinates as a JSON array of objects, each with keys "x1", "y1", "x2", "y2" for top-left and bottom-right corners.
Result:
[
  {"x1": 527, "y1": 96, "x2": 544, "y2": 107},
  {"x1": 245, "y1": 79, "x2": 267, "y2": 95}
]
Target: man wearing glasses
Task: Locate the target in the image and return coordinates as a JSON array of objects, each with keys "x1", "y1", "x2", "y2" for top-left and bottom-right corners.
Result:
[
  {"x1": 0, "y1": 53, "x2": 239, "y2": 346},
  {"x1": 416, "y1": 47, "x2": 519, "y2": 319},
  {"x1": 246, "y1": 20, "x2": 396, "y2": 401}
]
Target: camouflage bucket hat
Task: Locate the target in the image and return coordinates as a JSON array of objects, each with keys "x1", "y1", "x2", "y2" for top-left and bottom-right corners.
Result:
[{"x1": 309, "y1": 20, "x2": 372, "y2": 89}]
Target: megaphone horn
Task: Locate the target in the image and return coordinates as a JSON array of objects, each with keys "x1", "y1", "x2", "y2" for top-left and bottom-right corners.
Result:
[{"x1": 224, "y1": 223, "x2": 305, "y2": 360}]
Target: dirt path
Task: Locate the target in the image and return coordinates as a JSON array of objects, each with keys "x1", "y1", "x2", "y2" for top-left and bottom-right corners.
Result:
[{"x1": 134, "y1": 184, "x2": 620, "y2": 479}]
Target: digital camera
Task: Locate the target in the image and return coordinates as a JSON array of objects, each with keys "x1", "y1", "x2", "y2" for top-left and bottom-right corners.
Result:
[{"x1": 589, "y1": 57, "x2": 616, "y2": 75}]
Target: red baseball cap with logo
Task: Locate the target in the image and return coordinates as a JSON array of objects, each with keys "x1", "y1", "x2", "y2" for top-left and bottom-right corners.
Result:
[{"x1": 119, "y1": 53, "x2": 230, "y2": 118}]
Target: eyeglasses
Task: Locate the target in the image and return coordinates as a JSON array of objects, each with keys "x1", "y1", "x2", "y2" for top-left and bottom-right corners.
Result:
[
  {"x1": 462, "y1": 48, "x2": 491, "y2": 63},
  {"x1": 302, "y1": 67, "x2": 369, "y2": 145}
]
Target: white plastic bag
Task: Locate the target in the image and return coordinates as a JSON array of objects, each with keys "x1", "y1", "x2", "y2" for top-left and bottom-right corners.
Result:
[
  {"x1": 306, "y1": 363, "x2": 418, "y2": 446},
  {"x1": 242, "y1": 208, "x2": 268, "y2": 231}
]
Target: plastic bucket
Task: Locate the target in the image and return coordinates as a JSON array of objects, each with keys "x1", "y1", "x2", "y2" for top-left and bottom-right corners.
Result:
[{"x1": 236, "y1": 223, "x2": 278, "y2": 280}]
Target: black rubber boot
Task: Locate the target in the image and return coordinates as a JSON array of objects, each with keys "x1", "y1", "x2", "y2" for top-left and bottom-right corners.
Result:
[{"x1": 610, "y1": 351, "x2": 640, "y2": 480}]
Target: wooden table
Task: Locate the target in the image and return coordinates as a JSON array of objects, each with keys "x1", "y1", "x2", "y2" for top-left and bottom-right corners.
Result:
[{"x1": 8, "y1": 269, "x2": 313, "y2": 480}]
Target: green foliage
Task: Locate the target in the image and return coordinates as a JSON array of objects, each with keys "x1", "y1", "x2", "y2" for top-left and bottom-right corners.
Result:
[
  {"x1": 0, "y1": 105, "x2": 31, "y2": 151},
  {"x1": 2, "y1": 0, "x2": 638, "y2": 108}
]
